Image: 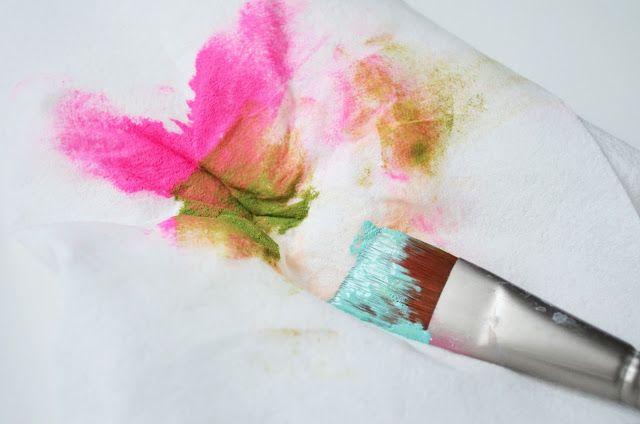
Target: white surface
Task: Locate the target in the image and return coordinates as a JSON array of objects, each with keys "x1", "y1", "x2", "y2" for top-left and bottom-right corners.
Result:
[
  {"x1": 404, "y1": 0, "x2": 640, "y2": 150},
  {"x1": 0, "y1": 210, "x2": 58, "y2": 424},
  {"x1": 1, "y1": 1, "x2": 640, "y2": 423}
]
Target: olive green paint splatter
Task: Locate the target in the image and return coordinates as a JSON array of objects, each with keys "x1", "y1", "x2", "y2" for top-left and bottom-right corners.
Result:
[{"x1": 346, "y1": 35, "x2": 485, "y2": 176}]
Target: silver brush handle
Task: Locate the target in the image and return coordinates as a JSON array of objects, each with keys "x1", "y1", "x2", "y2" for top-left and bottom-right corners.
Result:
[{"x1": 428, "y1": 259, "x2": 640, "y2": 409}]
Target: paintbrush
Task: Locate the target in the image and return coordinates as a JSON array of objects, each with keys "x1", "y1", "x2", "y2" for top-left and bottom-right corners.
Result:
[{"x1": 329, "y1": 221, "x2": 640, "y2": 409}]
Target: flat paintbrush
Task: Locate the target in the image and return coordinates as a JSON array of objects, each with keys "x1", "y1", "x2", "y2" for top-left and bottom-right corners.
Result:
[{"x1": 329, "y1": 221, "x2": 640, "y2": 409}]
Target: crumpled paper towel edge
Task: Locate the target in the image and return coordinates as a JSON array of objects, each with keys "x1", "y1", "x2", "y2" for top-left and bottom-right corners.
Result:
[{"x1": 580, "y1": 118, "x2": 640, "y2": 216}]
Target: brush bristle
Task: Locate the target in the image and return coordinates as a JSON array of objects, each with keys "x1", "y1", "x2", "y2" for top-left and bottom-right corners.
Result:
[{"x1": 329, "y1": 221, "x2": 457, "y2": 343}]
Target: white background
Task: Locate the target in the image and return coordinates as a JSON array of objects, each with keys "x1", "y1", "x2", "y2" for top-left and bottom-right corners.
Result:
[{"x1": 1, "y1": 1, "x2": 639, "y2": 422}]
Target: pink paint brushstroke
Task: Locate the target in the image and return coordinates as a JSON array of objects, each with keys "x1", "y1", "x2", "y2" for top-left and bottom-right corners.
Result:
[
  {"x1": 176, "y1": 0, "x2": 293, "y2": 160},
  {"x1": 55, "y1": 91, "x2": 197, "y2": 197}
]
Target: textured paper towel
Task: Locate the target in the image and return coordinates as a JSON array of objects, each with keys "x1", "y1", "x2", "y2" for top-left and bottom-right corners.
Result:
[{"x1": 2, "y1": 0, "x2": 640, "y2": 422}]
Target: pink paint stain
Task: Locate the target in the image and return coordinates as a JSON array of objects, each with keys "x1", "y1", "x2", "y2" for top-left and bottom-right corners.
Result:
[
  {"x1": 411, "y1": 207, "x2": 451, "y2": 246},
  {"x1": 428, "y1": 333, "x2": 468, "y2": 353},
  {"x1": 329, "y1": 53, "x2": 397, "y2": 145},
  {"x1": 56, "y1": 91, "x2": 197, "y2": 197},
  {"x1": 157, "y1": 217, "x2": 178, "y2": 245},
  {"x1": 383, "y1": 167, "x2": 409, "y2": 182},
  {"x1": 177, "y1": 0, "x2": 293, "y2": 161},
  {"x1": 157, "y1": 85, "x2": 174, "y2": 93},
  {"x1": 411, "y1": 215, "x2": 436, "y2": 234},
  {"x1": 55, "y1": 0, "x2": 296, "y2": 199}
]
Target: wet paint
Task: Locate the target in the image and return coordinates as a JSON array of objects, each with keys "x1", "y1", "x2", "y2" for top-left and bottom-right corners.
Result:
[{"x1": 328, "y1": 221, "x2": 432, "y2": 343}]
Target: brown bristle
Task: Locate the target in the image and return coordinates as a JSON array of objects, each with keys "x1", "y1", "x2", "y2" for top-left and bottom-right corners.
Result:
[{"x1": 399, "y1": 237, "x2": 457, "y2": 327}]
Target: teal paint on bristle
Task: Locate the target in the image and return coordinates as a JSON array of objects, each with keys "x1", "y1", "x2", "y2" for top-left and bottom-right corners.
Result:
[{"x1": 329, "y1": 221, "x2": 432, "y2": 344}]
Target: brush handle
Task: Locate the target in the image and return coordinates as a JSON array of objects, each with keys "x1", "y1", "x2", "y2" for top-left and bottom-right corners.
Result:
[{"x1": 428, "y1": 259, "x2": 640, "y2": 409}]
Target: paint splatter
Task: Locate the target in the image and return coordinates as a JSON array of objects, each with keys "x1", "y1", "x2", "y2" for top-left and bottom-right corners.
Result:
[
  {"x1": 356, "y1": 163, "x2": 373, "y2": 187},
  {"x1": 336, "y1": 36, "x2": 484, "y2": 178},
  {"x1": 54, "y1": 0, "x2": 315, "y2": 263}
]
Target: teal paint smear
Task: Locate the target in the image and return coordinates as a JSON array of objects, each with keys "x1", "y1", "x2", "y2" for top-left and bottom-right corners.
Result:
[{"x1": 329, "y1": 221, "x2": 431, "y2": 344}]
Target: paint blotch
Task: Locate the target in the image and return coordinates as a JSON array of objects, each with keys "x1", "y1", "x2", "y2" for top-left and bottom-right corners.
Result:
[
  {"x1": 54, "y1": 0, "x2": 315, "y2": 263},
  {"x1": 337, "y1": 36, "x2": 484, "y2": 177},
  {"x1": 55, "y1": 91, "x2": 197, "y2": 197}
]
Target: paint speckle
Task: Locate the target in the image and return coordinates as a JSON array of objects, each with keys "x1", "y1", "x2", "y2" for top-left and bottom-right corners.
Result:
[
  {"x1": 257, "y1": 328, "x2": 344, "y2": 379},
  {"x1": 260, "y1": 328, "x2": 338, "y2": 338},
  {"x1": 356, "y1": 164, "x2": 373, "y2": 187},
  {"x1": 535, "y1": 306, "x2": 547, "y2": 312}
]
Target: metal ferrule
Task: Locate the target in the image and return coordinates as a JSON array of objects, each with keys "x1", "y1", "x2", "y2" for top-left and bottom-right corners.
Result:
[{"x1": 427, "y1": 259, "x2": 640, "y2": 409}]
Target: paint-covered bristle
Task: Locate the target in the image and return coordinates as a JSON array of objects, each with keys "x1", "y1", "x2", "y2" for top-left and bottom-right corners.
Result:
[{"x1": 329, "y1": 221, "x2": 457, "y2": 343}]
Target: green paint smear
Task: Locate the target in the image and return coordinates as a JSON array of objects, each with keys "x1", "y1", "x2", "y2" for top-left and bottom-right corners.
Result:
[
  {"x1": 350, "y1": 36, "x2": 485, "y2": 177},
  {"x1": 217, "y1": 210, "x2": 281, "y2": 260},
  {"x1": 329, "y1": 221, "x2": 431, "y2": 344},
  {"x1": 234, "y1": 188, "x2": 318, "y2": 234},
  {"x1": 165, "y1": 101, "x2": 318, "y2": 263},
  {"x1": 174, "y1": 174, "x2": 317, "y2": 262}
]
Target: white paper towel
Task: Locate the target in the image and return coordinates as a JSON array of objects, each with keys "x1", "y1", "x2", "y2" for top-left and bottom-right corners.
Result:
[{"x1": 2, "y1": 0, "x2": 640, "y2": 422}]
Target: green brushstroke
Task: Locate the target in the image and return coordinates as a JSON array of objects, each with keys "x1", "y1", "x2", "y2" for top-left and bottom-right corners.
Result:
[
  {"x1": 235, "y1": 188, "x2": 318, "y2": 235},
  {"x1": 329, "y1": 221, "x2": 431, "y2": 344},
  {"x1": 216, "y1": 210, "x2": 281, "y2": 260},
  {"x1": 173, "y1": 166, "x2": 318, "y2": 262}
]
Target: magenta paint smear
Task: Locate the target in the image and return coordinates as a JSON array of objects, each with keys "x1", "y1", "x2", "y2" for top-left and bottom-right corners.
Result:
[
  {"x1": 56, "y1": 1, "x2": 293, "y2": 196},
  {"x1": 56, "y1": 91, "x2": 197, "y2": 197}
]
